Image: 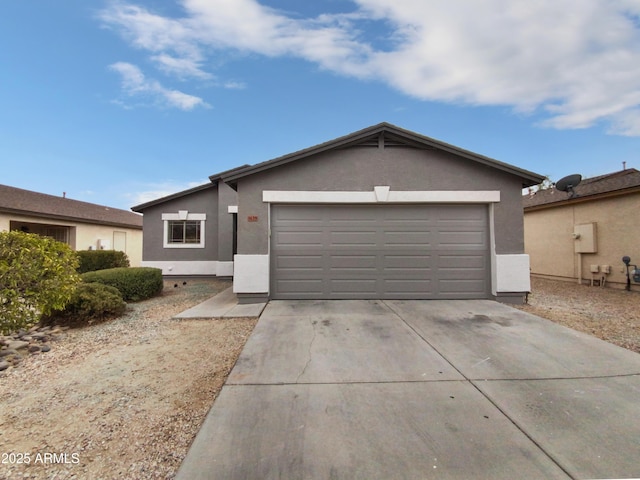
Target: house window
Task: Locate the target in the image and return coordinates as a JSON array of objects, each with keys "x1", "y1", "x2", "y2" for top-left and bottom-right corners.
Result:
[
  {"x1": 168, "y1": 220, "x2": 201, "y2": 244},
  {"x1": 162, "y1": 212, "x2": 206, "y2": 249}
]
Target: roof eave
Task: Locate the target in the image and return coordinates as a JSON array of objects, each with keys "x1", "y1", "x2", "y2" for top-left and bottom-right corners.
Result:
[
  {"x1": 221, "y1": 122, "x2": 545, "y2": 187},
  {"x1": 131, "y1": 183, "x2": 215, "y2": 212},
  {"x1": 0, "y1": 207, "x2": 142, "y2": 229}
]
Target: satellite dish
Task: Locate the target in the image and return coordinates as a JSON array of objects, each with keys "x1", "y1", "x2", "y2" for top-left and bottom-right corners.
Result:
[{"x1": 555, "y1": 174, "x2": 582, "y2": 198}]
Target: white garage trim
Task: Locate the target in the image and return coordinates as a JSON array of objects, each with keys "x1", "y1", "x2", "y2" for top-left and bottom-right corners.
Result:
[
  {"x1": 233, "y1": 255, "x2": 270, "y2": 294},
  {"x1": 263, "y1": 188, "x2": 500, "y2": 204},
  {"x1": 495, "y1": 254, "x2": 531, "y2": 293}
]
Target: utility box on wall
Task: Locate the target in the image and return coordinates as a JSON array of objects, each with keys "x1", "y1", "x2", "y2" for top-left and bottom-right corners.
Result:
[{"x1": 574, "y1": 223, "x2": 597, "y2": 253}]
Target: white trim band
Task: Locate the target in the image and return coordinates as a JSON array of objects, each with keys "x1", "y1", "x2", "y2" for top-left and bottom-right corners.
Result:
[
  {"x1": 263, "y1": 188, "x2": 500, "y2": 204},
  {"x1": 140, "y1": 260, "x2": 233, "y2": 276},
  {"x1": 162, "y1": 213, "x2": 207, "y2": 221},
  {"x1": 233, "y1": 255, "x2": 269, "y2": 294}
]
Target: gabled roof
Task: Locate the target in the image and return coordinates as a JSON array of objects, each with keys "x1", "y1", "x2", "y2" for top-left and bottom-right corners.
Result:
[
  {"x1": 131, "y1": 183, "x2": 215, "y2": 212},
  {"x1": 0, "y1": 184, "x2": 142, "y2": 228},
  {"x1": 523, "y1": 168, "x2": 640, "y2": 210},
  {"x1": 131, "y1": 165, "x2": 250, "y2": 212},
  {"x1": 221, "y1": 122, "x2": 545, "y2": 188}
]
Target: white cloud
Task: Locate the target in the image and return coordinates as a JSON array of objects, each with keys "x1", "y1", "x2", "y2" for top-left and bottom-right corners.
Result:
[
  {"x1": 125, "y1": 180, "x2": 209, "y2": 206},
  {"x1": 101, "y1": 0, "x2": 640, "y2": 135},
  {"x1": 109, "y1": 61, "x2": 210, "y2": 110},
  {"x1": 151, "y1": 53, "x2": 212, "y2": 79}
]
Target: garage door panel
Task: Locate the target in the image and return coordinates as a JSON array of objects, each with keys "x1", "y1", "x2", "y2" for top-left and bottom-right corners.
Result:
[
  {"x1": 330, "y1": 231, "x2": 378, "y2": 246},
  {"x1": 271, "y1": 205, "x2": 489, "y2": 300},
  {"x1": 275, "y1": 255, "x2": 324, "y2": 271},
  {"x1": 330, "y1": 279, "x2": 378, "y2": 295},
  {"x1": 437, "y1": 231, "x2": 487, "y2": 247},
  {"x1": 383, "y1": 279, "x2": 433, "y2": 294},
  {"x1": 330, "y1": 255, "x2": 377, "y2": 269},
  {"x1": 274, "y1": 231, "x2": 324, "y2": 247},
  {"x1": 274, "y1": 279, "x2": 324, "y2": 295},
  {"x1": 439, "y1": 279, "x2": 487, "y2": 295},
  {"x1": 383, "y1": 254, "x2": 432, "y2": 270},
  {"x1": 438, "y1": 254, "x2": 486, "y2": 269},
  {"x1": 383, "y1": 231, "x2": 432, "y2": 247}
]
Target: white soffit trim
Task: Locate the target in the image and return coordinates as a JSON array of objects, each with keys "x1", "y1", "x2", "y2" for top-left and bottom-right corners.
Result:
[
  {"x1": 263, "y1": 189, "x2": 500, "y2": 203},
  {"x1": 162, "y1": 213, "x2": 207, "y2": 220}
]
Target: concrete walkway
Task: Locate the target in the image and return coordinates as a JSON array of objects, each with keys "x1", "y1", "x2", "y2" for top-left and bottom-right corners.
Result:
[
  {"x1": 176, "y1": 299, "x2": 640, "y2": 479},
  {"x1": 173, "y1": 287, "x2": 266, "y2": 319}
]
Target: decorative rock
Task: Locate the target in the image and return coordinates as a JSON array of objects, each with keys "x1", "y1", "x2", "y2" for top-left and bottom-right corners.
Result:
[
  {"x1": 1, "y1": 324, "x2": 67, "y2": 369},
  {"x1": 0, "y1": 361, "x2": 9, "y2": 371},
  {"x1": 7, "y1": 340, "x2": 29, "y2": 350}
]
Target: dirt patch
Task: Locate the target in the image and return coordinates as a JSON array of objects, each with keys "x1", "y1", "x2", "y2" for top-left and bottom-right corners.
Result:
[
  {"x1": 515, "y1": 277, "x2": 640, "y2": 354},
  {"x1": 0, "y1": 279, "x2": 257, "y2": 479}
]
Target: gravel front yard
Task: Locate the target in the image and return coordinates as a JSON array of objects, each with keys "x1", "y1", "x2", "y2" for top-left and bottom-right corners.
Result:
[
  {"x1": 1, "y1": 276, "x2": 638, "y2": 479},
  {"x1": 0, "y1": 278, "x2": 256, "y2": 480},
  {"x1": 515, "y1": 276, "x2": 640, "y2": 354}
]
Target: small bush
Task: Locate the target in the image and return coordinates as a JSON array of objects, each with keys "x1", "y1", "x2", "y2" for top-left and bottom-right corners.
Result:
[
  {"x1": 0, "y1": 231, "x2": 80, "y2": 334},
  {"x1": 42, "y1": 282, "x2": 126, "y2": 327},
  {"x1": 81, "y1": 267, "x2": 163, "y2": 302},
  {"x1": 77, "y1": 250, "x2": 130, "y2": 273}
]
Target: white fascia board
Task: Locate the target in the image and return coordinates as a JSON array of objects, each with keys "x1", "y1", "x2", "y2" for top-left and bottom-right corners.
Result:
[{"x1": 263, "y1": 189, "x2": 500, "y2": 203}]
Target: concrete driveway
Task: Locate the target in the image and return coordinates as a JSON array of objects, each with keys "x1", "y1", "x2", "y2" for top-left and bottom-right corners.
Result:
[{"x1": 176, "y1": 300, "x2": 640, "y2": 480}]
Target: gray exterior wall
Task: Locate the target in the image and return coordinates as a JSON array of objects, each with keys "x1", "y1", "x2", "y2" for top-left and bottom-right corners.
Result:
[
  {"x1": 217, "y1": 182, "x2": 237, "y2": 262},
  {"x1": 141, "y1": 185, "x2": 222, "y2": 262},
  {"x1": 235, "y1": 145, "x2": 526, "y2": 256}
]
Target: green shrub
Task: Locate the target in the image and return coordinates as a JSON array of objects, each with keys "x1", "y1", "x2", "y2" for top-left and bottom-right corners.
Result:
[
  {"x1": 41, "y1": 282, "x2": 126, "y2": 327},
  {"x1": 81, "y1": 267, "x2": 163, "y2": 302},
  {"x1": 0, "y1": 231, "x2": 80, "y2": 334},
  {"x1": 77, "y1": 250, "x2": 130, "y2": 273}
]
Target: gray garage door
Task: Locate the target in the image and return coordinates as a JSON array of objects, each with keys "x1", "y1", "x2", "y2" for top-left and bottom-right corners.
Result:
[{"x1": 270, "y1": 204, "x2": 490, "y2": 300}]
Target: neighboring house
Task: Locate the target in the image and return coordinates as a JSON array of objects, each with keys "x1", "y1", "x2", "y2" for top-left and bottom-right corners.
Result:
[
  {"x1": 523, "y1": 168, "x2": 640, "y2": 291},
  {"x1": 133, "y1": 122, "x2": 544, "y2": 303},
  {"x1": 0, "y1": 184, "x2": 143, "y2": 266}
]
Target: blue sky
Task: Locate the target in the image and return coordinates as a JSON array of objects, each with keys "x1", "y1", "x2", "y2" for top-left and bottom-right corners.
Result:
[{"x1": 1, "y1": 1, "x2": 639, "y2": 211}]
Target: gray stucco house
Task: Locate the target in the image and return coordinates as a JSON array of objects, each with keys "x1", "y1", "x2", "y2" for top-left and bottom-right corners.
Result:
[{"x1": 132, "y1": 123, "x2": 544, "y2": 303}]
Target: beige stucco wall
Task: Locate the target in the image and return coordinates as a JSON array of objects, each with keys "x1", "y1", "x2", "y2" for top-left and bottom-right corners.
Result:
[
  {"x1": 524, "y1": 192, "x2": 640, "y2": 290},
  {"x1": 0, "y1": 213, "x2": 143, "y2": 267}
]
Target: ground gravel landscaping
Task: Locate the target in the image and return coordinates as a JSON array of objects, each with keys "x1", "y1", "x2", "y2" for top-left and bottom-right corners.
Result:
[
  {"x1": 1, "y1": 276, "x2": 638, "y2": 479},
  {"x1": 0, "y1": 278, "x2": 256, "y2": 480},
  {"x1": 515, "y1": 277, "x2": 640, "y2": 354}
]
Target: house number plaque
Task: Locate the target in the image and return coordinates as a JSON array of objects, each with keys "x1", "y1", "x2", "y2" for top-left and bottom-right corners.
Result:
[{"x1": 247, "y1": 215, "x2": 258, "y2": 222}]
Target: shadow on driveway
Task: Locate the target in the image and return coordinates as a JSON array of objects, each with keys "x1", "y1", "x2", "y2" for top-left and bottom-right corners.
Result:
[{"x1": 177, "y1": 300, "x2": 640, "y2": 480}]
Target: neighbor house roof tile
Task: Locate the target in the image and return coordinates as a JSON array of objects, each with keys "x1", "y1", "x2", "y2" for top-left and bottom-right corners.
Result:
[
  {"x1": 0, "y1": 184, "x2": 143, "y2": 228},
  {"x1": 523, "y1": 168, "x2": 640, "y2": 209}
]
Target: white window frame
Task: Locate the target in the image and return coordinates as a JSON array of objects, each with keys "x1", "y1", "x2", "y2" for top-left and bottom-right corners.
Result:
[{"x1": 162, "y1": 211, "x2": 206, "y2": 249}]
